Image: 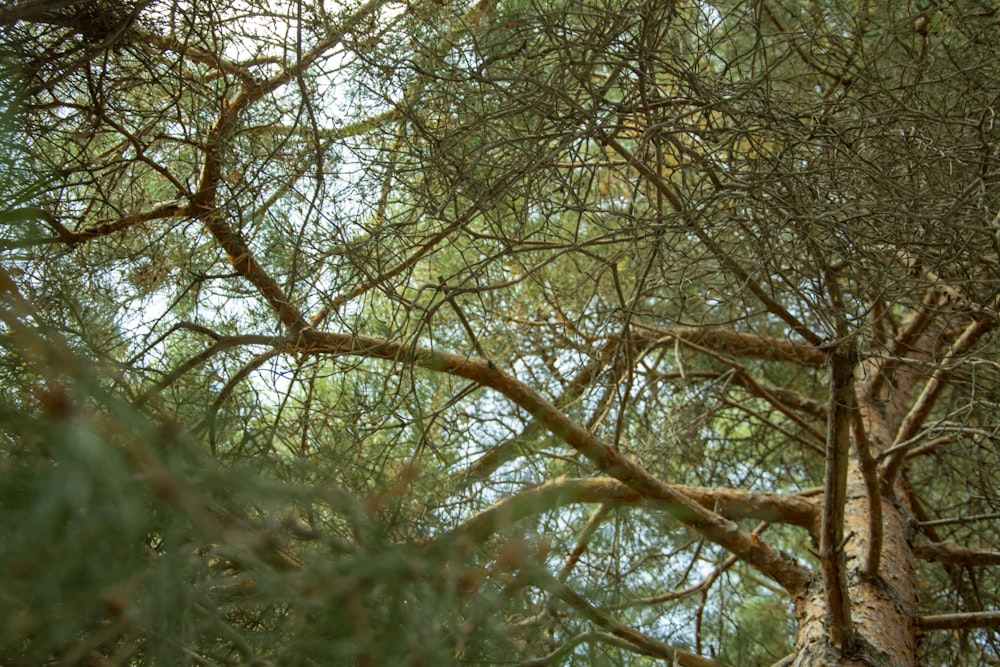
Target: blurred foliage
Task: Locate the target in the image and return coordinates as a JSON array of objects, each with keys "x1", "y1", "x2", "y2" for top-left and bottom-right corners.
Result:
[{"x1": 0, "y1": 312, "x2": 520, "y2": 665}]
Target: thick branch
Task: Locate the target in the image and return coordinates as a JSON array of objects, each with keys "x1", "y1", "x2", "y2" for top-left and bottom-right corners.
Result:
[
  {"x1": 537, "y1": 572, "x2": 733, "y2": 667},
  {"x1": 913, "y1": 535, "x2": 1000, "y2": 566},
  {"x1": 445, "y1": 477, "x2": 818, "y2": 546},
  {"x1": 916, "y1": 611, "x2": 1000, "y2": 632},
  {"x1": 820, "y1": 349, "x2": 855, "y2": 649},
  {"x1": 69, "y1": 201, "x2": 190, "y2": 242},
  {"x1": 142, "y1": 32, "x2": 263, "y2": 85},
  {"x1": 631, "y1": 324, "x2": 826, "y2": 367},
  {"x1": 197, "y1": 211, "x2": 307, "y2": 331},
  {"x1": 294, "y1": 328, "x2": 814, "y2": 594}
]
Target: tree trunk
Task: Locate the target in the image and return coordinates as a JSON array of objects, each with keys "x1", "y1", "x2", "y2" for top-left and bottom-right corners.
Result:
[{"x1": 792, "y1": 466, "x2": 918, "y2": 666}]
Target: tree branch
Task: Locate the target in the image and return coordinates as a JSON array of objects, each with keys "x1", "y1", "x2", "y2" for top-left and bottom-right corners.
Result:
[
  {"x1": 0, "y1": 0, "x2": 91, "y2": 24},
  {"x1": 139, "y1": 333, "x2": 281, "y2": 405},
  {"x1": 189, "y1": 0, "x2": 390, "y2": 332},
  {"x1": 294, "y1": 328, "x2": 814, "y2": 593},
  {"x1": 535, "y1": 571, "x2": 734, "y2": 667},
  {"x1": 597, "y1": 131, "x2": 822, "y2": 345},
  {"x1": 510, "y1": 631, "x2": 667, "y2": 667},
  {"x1": 820, "y1": 348, "x2": 856, "y2": 649},
  {"x1": 624, "y1": 523, "x2": 769, "y2": 608},
  {"x1": 444, "y1": 477, "x2": 818, "y2": 547},
  {"x1": 916, "y1": 611, "x2": 1000, "y2": 632},
  {"x1": 918, "y1": 511, "x2": 1000, "y2": 529},
  {"x1": 459, "y1": 334, "x2": 622, "y2": 485},
  {"x1": 883, "y1": 315, "x2": 995, "y2": 483},
  {"x1": 913, "y1": 535, "x2": 1000, "y2": 566},
  {"x1": 631, "y1": 324, "x2": 826, "y2": 367},
  {"x1": 555, "y1": 503, "x2": 611, "y2": 583},
  {"x1": 851, "y1": 405, "x2": 882, "y2": 580}
]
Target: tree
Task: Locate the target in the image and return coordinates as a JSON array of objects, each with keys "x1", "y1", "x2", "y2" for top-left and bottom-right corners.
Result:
[{"x1": 1, "y1": 0, "x2": 999, "y2": 665}]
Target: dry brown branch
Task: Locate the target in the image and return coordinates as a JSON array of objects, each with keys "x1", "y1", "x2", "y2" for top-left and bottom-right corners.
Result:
[
  {"x1": 916, "y1": 611, "x2": 1000, "y2": 632},
  {"x1": 883, "y1": 316, "x2": 996, "y2": 483},
  {"x1": 913, "y1": 535, "x2": 1000, "y2": 566},
  {"x1": 820, "y1": 348, "x2": 856, "y2": 649},
  {"x1": 535, "y1": 571, "x2": 734, "y2": 667}
]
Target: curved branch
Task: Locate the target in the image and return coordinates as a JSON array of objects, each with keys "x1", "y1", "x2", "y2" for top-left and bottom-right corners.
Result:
[
  {"x1": 294, "y1": 326, "x2": 814, "y2": 593},
  {"x1": 535, "y1": 571, "x2": 734, "y2": 667},
  {"x1": 445, "y1": 477, "x2": 817, "y2": 547}
]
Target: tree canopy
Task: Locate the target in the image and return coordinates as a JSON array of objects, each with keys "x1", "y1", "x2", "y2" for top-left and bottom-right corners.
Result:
[{"x1": 1, "y1": 0, "x2": 999, "y2": 665}]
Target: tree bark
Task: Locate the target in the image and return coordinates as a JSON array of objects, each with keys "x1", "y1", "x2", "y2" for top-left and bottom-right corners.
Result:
[{"x1": 792, "y1": 468, "x2": 918, "y2": 667}]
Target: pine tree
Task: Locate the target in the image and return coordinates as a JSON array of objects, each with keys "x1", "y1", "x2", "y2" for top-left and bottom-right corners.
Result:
[{"x1": 1, "y1": 1, "x2": 998, "y2": 665}]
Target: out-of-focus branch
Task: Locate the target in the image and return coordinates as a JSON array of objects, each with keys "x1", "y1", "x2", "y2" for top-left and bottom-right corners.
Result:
[{"x1": 535, "y1": 570, "x2": 734, "y2": 667}]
